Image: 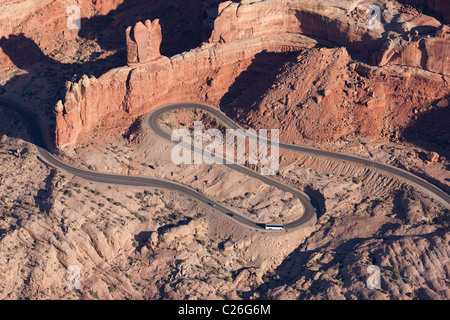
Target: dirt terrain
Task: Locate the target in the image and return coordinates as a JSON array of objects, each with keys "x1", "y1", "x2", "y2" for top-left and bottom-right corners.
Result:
[{"x1": 0, "y1": 0, "x2": 449, "y2": 300}]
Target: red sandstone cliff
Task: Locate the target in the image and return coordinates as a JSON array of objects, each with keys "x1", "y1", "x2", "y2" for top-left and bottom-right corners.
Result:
[{"x1": 377, "y1": 32, "x2": 450, "y2": 75}]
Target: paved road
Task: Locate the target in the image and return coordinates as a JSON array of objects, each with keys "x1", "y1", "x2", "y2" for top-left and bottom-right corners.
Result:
[
  {"x1": 149, "y1": 102, "x2": 450, "y2": 211},
  {"x1": 0, "y1": 98, "x2": 316, "y2": 231}
]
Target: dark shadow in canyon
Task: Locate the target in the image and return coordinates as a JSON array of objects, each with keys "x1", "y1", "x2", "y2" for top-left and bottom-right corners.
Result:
[
  {"x1": 396, "y1": 0, "x2": 449, "y2": 24},
  {"x1": 0, "y1": 107, "x2": 30, "y2": 144},
  {"x1": 134, "y1": 230, "x2": 153, "y2": 252}
]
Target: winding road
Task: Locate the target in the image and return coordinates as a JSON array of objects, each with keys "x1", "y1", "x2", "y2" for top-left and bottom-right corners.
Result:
[
  {"x1": 150, "y1": 103, "x2": 450, "y2": 211},
  {"x1": 1, "y1": 99, "x2": 449, "y2": 233}
]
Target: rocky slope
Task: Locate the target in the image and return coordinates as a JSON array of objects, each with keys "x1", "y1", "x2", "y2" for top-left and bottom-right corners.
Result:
[
  {"x1": 0, "y1": 107, "x2": 316, "y2": 299},
  {"x1": 53, "y1": 29, "x2": 319, "y2": 147}
]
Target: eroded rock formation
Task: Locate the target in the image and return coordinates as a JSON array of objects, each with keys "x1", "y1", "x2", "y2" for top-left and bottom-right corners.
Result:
[
  {"x1": 53, "y1": 0, "x2": 450, "y2": 148},
  {"x1": 55, "y1": 33, "x2": 319, "y2": 147},
  {"x1": 210, "y1": 0, "x2": 449, "y2": 74}
]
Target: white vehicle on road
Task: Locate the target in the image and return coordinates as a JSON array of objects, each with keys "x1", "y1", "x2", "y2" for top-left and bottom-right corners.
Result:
[{"x1": 264, "y1": 224, "x2": 284, "y2": 230}]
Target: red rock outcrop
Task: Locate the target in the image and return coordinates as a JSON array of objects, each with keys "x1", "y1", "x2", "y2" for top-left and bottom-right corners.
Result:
[
  {"x1": 55, "y1": 31, "x2": 319, "y2": 147},
  {"x1": 209, "y1": 0, "x2": 384, "y2": 60},
  {"x1": 54, "y1": 70, "x2": 130, "y2": 147},
  {"x1": 209, "y1": 0, "x2": 449, "y2": 75},
  {"x1": 377, "y1": 34, "x2": 450, "y2": 75},
  {"x1": 436, "y1": 24, "x2": 450, "y2": 39}
]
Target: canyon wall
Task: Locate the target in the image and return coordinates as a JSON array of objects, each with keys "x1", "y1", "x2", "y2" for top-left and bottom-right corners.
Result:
[
  {"x1": 0, "y1": 0, "x2": 52, "y2": 36},
  {"x1": 55, "y1": 18, "x2": 319, "y2": 147},
  {"x1": 209, "y1": 0, "x2": 383, "y2": 59},
  {"x1": 126, "y1": 19, "x2": 163, "y2": 64}
]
